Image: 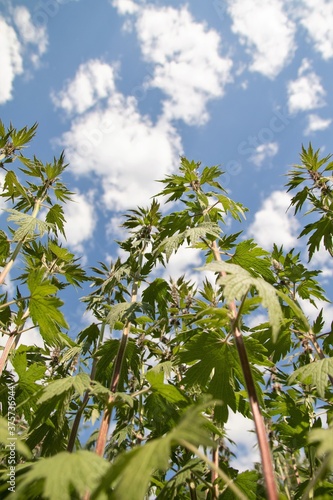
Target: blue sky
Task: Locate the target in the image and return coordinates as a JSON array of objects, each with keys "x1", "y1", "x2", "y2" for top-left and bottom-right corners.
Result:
[{"x1": 1, "y1": 0, "x2": 333, "y2": 469}]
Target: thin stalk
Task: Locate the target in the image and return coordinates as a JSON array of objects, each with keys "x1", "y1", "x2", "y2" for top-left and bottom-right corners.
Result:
[
  {"x1": 212, "y1": 443, "x2": 219, "y2": 499},
  {"x1": 300, "y1": 455, "x2": 330, "y2": 500},
  {"x1": 0, "y1": 307, "x2": 30, "y2": 376},
  {"x1": 95, "y1": 255, "x2": 142, "y2": 457},
  {"x1": 179, "y1": 439, "x2": 247, "y2": 500},
  {"x1": 0, "y1": 199, "x2": 41, "y2": 286},
  {"x1": 211, "y1": 241, "x2": 278, "y2": 500},
  {"x1": 67, "y1": 322, "x2": 106, "y2": 452}
]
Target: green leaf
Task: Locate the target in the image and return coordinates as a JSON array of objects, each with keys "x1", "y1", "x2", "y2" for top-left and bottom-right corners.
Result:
[
  {"x1": 289, "y1": 358, "x2": 333, "y2": 397},
  {"x1": 27, "y1": 269, "x2": 69, "y2": 345},
  {"x1": 0, "y1": 416, "x2": 32, "y2": 458},
  {"x1": 15, "y1": 450, "x2": 109, "y2": 500},
  {"x1": 5, "y1": 209, "x2": 52, "y2": 241},
  {"x1": 38, "y1": 373, "x2": 91, "y2": 404},
  {"x1": 229, "y1": 239, "x2": 274, "y2": 281},
  {"x1": 146, "y1": 368, "x2": 188, "y2": 404},
  {"x1": 308, "y1": 428, "x2": 333, "y2": 468},
  {"x1": 46, "y1": 204, "x2": 66, "y2": 237},
  {"x1": 95, "y1": 401, "x2": 215, "y2": 500},
  {"x1": 0, "y1": 229, "x2": 10, "y2": 265},
  {"x1": 158, "y1": 222, "x2": 221, "y2": 262},
  {"x1": 221, "y1": 470, "x2": 262, "y2": 499},
  {"x1": 106, "y1": 301, "x2": 143, "y2": 329},
  {"x1": 204, "y1": 261, "x2": 283, "y2": 341}
]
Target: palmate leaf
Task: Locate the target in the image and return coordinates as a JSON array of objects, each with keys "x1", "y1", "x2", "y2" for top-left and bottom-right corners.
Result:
[
  {"x1": 289, "y1": 357, "x2": 333, "y2": 397},
  {"x1": 38, "y1": 373, "x2": 92, "y2": 404},
  {"x1": 178, "y1": 331, "x2": 245, "y2": 422},
  {"x1": 203, "y1": 261, "x2": 283, "y2": 341},
  {"x1": 14, "y1": 450, "x2": 109, "y2": 500},
  {"x1": 158, "y1": 222, "x2": 221, "y2": 262},
  {"x1": 93, "y1": 401, "x2": 215, "y2": 500},
  {"x1": 5, "y1": 209, "x2": 53, "y2": 241},
  {"x1": 220, "y1": 470, "x2": 263, "y2": 500}
]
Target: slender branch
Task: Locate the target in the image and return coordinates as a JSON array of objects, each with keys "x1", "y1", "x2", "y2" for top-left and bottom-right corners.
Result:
[
  {"x1": 95, "y1": 255, "x2": 142, "y2": 457},
  {"x1": 301, "y1": 455, "x2": 330, "y2": 500},
  {"x1": 0, "y1": 307, "x2": 30, "y2": 376},
  {"x1": 0, "y1": 199, "x2": 41, "y2": 286},
  {"x1": 211, "y1": 241, "x2": 278, "y2": 500},
  {"x1": 179, "y1": 439, "x2": 247, "y2": 500}
]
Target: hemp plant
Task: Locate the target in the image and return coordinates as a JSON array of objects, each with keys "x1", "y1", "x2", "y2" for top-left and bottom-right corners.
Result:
[{"x1": 0, "y1": 121, "x2": 332, "y2": 499}]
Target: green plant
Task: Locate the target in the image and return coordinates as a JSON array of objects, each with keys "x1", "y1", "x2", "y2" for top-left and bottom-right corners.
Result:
[{"x1": 0, "y1": 122, "x2": 332, "y2": 499}]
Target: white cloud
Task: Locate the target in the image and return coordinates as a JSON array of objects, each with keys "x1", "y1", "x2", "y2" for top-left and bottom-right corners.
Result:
[
  {"x1": 111, "y1": 0, "x2": 139, "y2": 15},
  {"x1": 121, "y1": 4, "x2": 233, "y2": 125},
  {"x1": 51, "y1": 59, "x2": 118, "y2": 115},
  {"x1": 0, "y1": 6, "x2": 48, "y2": 104},
  {"x1": 227, "y1": 0, "x2": 296, "y2": 78},
  {"x1": 249, "y1": 142, "x2": 279, "y2": 167},
  {"x1": 13, "y1": 6, "x2": 48, "y2": 65},
  {"x1": 159, "y1": 245, "x2": 203, "y2": 285},
  {"x1": 298, "y1": 297, "x2": 333, "y2": 331},
  {"x1": 226, "y1": 411, "x2": 260, "y2": 471},
  {"x1": 297, "y1": 0, "x2": 333, "y2": 60},
  {"x1": 304, "y1": 114, "x2": 332, "y2": 135},
  {"x1": 0, "y1": 16, "x2": 23, "y2": 104},
  {"x1": 53, "y1": 59, "x2": 182, "y2": 211},
  {"x1": 287, "y1": 59, "x2": 326, "y2": 114},
  {"x1": 247, "y1": 191, "x2": 299, "y2": 250},
  {"x1": 62, "y1": 190, "x2": 96, "y2": 253}
]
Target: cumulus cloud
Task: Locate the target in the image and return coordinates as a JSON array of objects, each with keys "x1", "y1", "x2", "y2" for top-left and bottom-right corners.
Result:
[
  {"x1": 53, "y1": 59, "x2": 182, "y2": 212},
  {"x1": 226, "y1": 0, "x2": 296, "y2": 78},
  {"x1": 226, "y1": 411, "x2": 260, "y2": 471},
  {"x1": 112, "y1": 3, "x2": 232, "y2": 125},
  {"x1": 247, "y1": 191, "x2": 299, "y2": 250},
  {"x1": 13, "y1": 6, "x2": 48, "y2": 64},
  {"x1": 0, "y1": 6, "x2": 48, "y2": 104},
  {"x1": 249, "y1": 142, "x2": 279, "y2": 167},
  {"x1": 51, "y1": 60, "x2": 118, "y2": 115},
  {"x1": 287, "y1": 59, "x2": 326, "y2": 114},
  {"x1": 62, "y1": 190, "x2": 96, "y2": 253},
  {"x1": 111, "y1": 0, "x2": 139, "y2": 15},
  {"x1": 297, "y1": 0, "x2": 333, "y2": 60},
  {"x1": 0, "y1": 16, "x2": 23, "y2": 104},
  {"x1": 304, "y1": 114, "x2": 332, "y2": 135}
]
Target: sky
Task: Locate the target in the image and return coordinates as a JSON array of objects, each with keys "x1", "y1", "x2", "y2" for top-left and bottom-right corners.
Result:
[{"x1": 1, "y1": 0, "x2": 333, "y2": 471}]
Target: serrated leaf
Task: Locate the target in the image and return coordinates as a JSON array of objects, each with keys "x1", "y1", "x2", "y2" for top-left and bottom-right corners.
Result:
[
  {"x1": 0, "y1": 229, "x2": 10, "y2": 264},
  {"x1": 28, "y1": 269, "x2": 69, "y2": 345},
  {"x1": 38, "y1": 373, "x2": 91, "y2": 404},
  {"x1": 289, "y1": 358, "x2": 333, "y2": 397},
  {"x1": 146, "y1": 368, "x2": 188, "y2": 404},
  {"x1": 158, "y1": 222, "x2": 221, "y2": 262},
  {"x1": 95, "y1": 401, "x2": 215, "y2": 500},
  {"x1": 48, "y1": 241, "x2": 74, "y2": 262},
  {"x1": 204, "y1": 261, "x2": 283, "y2": 341},
  {"x1": 15, "y1": 450, "x2": 109, "y2": 500},
  {"x1": 46, "y1": 204, "x2": 66, "y2": 237},
  {"x1": 5, "y1": 209, "x2": 52, "y2": 241},
  {"x1": 308, "y1": 428, "x2": 333, "y2": 468},
  {"x1": 106, "y1": 301, "x2": 143, "y2": 329}
]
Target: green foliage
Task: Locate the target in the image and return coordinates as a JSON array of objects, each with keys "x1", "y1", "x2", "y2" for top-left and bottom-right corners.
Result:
[{"x1": 0, "y1": 122, "x2": 332, "y2": 499}]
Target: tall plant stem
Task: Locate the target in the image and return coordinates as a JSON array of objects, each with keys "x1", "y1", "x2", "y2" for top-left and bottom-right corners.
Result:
[
  {"x1": 211, "y1": 240, "x2": 278, "y2": 500},
  {"x1": 95, "y1": 257, "x2": 142, "y2": 457},
  {"x1": 0, "y1": 199, "x2": 41, "y2": 286},
  {"x1": 0, "y1": 307, "x2": 30, "y2": 376},
  {"x1": 67, "y1": 324, "x2": 106, "y2": 452},
  {"x1": 180, "y1": 439, "x2": 247, "y2": 500}
]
